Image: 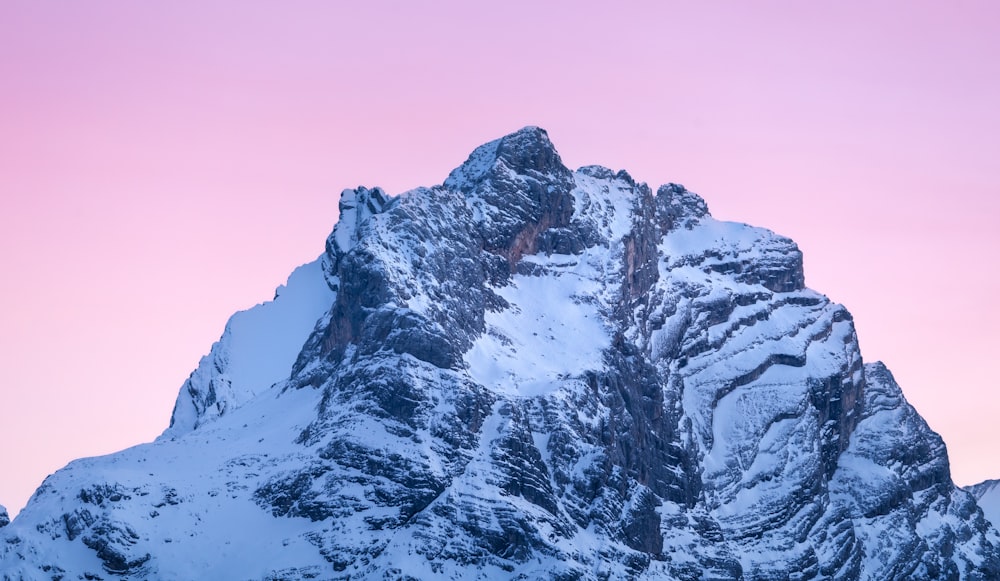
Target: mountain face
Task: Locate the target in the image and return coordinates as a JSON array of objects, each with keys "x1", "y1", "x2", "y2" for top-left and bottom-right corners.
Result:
[
  {"x1": 966, "y1": 481, "x2": 1000, "y2": 535},
  {"x1": 2, "y1": 127, "x2": 998, "y2": 580}
]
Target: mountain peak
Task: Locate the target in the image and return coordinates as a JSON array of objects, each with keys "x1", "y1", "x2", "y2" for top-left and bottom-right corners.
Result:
[
  {"x1": 444, "y1": 126, "x2": 568, "y2": 193},
  {"x1": 2, "y1": 130, "x2": 998, "y2": 580},
  {"x1": 492, "y1": 125, "x2": 560, "y2": 172}
]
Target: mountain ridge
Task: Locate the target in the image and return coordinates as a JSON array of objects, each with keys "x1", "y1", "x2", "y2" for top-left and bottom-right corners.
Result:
[
  {"x1": 966, "y1": 480, "x2": 1000, "y2": 536},
  {"x1": 1, "y1": 127, "x2": 997, "y2": 580}
]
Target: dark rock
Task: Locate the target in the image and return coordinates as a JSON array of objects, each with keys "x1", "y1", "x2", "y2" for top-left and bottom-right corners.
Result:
[{"x1": 81, "y1": 522, "x2": 150, "y2": 575}]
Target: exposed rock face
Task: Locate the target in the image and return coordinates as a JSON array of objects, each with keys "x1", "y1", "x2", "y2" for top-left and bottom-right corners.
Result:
[
  {"x1": 1, "y1": 127, "x2": 997, "y2": 580},
  {"x1": 0, "y1": 505, "x2": 8, "y2": 529}
]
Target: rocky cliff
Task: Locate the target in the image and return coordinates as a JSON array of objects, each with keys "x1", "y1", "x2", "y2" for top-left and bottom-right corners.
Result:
[{"x1": 1, "y1": 127, "x2": 997, "y2": 580}]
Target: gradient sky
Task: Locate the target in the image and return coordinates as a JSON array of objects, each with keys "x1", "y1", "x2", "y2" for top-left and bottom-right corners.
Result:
[{"x1": 1, "y1": 1, "x2": 998, "y2": 517}]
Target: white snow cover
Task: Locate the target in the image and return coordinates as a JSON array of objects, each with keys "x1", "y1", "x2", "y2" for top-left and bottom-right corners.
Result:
[
  {"x1": 968, "y1": 480, "x2": 1000, "y2": 533},
  {"x1": 163, "y1": 258, "x2": 335, "y2": 435},
  {"x1": 978, "y1": 485, "x2": 1000, "y2": 530},
  {"x1": 464, "y1": 255, "x2": 611, "y2": 397},
  {"x1": 5, "y1": 384, "x2": 333, "y2": 579}
]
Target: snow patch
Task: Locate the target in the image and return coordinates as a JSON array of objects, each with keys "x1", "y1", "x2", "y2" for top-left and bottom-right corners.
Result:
[{"x1": 464, "y1": 257, "x2": 610, "y2": 397}]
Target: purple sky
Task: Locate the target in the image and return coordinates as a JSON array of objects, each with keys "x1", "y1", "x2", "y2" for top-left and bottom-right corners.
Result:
[{"x1": 1, "y1": 2, "x2": 998, "y2": 516}]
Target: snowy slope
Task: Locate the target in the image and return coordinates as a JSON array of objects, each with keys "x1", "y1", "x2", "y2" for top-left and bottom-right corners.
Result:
[
  {"x1": 967, "y1": 480, "x2": 1000, "y2": 533},
  {"x1": 164, "y1": 258, "x2": 335, "y2": 435},
  {"x1": 1, "y1": 127, "x2": 997, "y2": 580}
]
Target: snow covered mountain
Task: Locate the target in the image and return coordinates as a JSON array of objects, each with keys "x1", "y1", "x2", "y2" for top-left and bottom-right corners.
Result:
[
  {"x1": 966, "y1": 480, "x2": 1000, "y2": 535},
  {"x1": 2, "y1": 127, "x2": 998, "y2": 580}
]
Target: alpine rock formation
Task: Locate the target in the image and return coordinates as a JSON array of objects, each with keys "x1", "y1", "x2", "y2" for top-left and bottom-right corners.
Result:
[{"x1": 1, "y1": 127, "x2": 998, "y2": 580}]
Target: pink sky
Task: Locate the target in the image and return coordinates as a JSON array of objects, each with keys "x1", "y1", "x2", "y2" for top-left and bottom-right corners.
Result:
[{"x1": 1, "y1": 2, "x2": 998, "y2": 517}]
